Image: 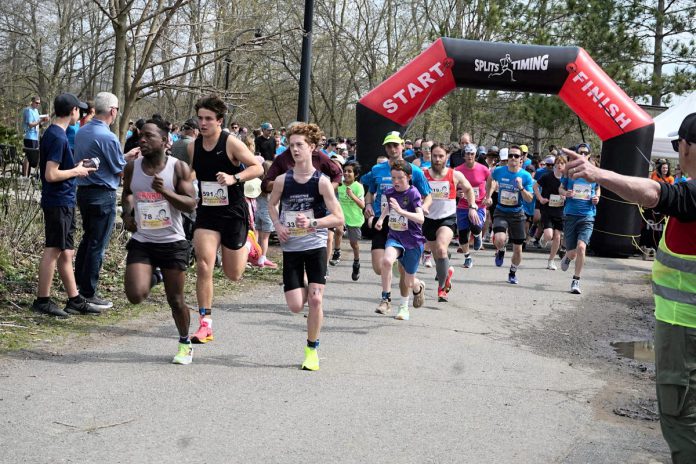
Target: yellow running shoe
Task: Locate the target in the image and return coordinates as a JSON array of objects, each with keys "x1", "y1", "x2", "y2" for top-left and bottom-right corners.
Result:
[
  {"x1": 172, "y1": 342, "x2": 193, "y2": 365},
  {"x1": 301, "y1": 346, "x2": 319, "y2": 371}
]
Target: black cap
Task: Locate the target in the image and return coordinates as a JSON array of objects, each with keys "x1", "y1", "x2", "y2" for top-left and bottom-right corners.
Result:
[
  {"x1": 54, "y1": 93, "x2": 87, "y2": 116},
  {"x1": 182, "y1": 118, "x2": 199, "y2": 130},
  {"x1": 671, "y1": 112, "x2": 696, "y2": 144}
]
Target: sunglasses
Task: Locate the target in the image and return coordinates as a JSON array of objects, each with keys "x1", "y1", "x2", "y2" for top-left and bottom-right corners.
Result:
[
  {"x1": 510, "y1": 154, "x2": 522, "y2": 159},
  {"x1": 671, "y1": 139, "x2": 682, "y2": 152},
  {"x1": 578, "y1": 151, "x2": 590, "y2": 156}
]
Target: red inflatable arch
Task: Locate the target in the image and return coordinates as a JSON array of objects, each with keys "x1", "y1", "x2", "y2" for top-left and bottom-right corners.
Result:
[{"x1": 356, "y1": 38, "x2": 654, "y2": 257}]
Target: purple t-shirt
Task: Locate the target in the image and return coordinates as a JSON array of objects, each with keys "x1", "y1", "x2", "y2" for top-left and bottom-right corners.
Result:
[{"x1": 385, "y1": 186, "x2": 425, "y2": 250}]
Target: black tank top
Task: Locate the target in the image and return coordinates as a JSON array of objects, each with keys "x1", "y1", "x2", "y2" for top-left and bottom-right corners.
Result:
[
  {"x1": 192, "y1": 131, "x2": 245, "y2": 216},
  {"x1": 281, "y1": 169, "x2": 327, "y2": 220}
]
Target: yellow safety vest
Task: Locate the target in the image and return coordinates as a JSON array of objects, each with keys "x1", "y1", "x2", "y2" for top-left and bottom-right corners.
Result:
[{"x1": 652, "y1": 218, "x2": 696, "y2": 328}]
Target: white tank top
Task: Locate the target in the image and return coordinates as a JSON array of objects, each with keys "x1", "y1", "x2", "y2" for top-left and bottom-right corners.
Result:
[{"x1": 131, "y1": 156, "x2": 186, "y2": 243}]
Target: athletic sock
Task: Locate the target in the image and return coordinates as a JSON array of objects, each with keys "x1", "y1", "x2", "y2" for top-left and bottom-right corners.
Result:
[
  {"x1": 435, "y1": 257, "x2": 449, "y2": 288},
  {"x1": 381, "y1": 291, "x2": 391, "y2": 301},
  {"x1": 573, "y1": 275, "x2": 580, "y2": 280},
  {"x1": 401, "y1": 295, "x2": 410, "y2": 308},
  {"x1": 510, "y1": 264, "x2": 518, "y2": 273},
  {"x1": 464, "y1": 252, "x2": 471, "y2": 258},
  {"x1": 36, "y1": 296, "x2": 50, "y2": 304},
  {"x1": 68, "y1": 295, "x2": 85, "y2": 304},
  {"x1": 179, "y1": 336, "x2": 190, "y2": 344},
  {"x1": 307, "y1": 339, "x2": 319, "y2": 349},
  {"x1": 258, "y1": 254, "x2": 267, "y2": 266}
]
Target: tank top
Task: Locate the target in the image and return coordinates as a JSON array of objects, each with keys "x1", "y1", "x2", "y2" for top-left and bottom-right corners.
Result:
[
  {"x1": 192, "y1": 131, "x2": 245, "y2": 218},
  {"x1": 424, "y1": 168, "x2": 457, "y2": 219},
  {"x1": 279, "y1": 169, "x2": 328, "y2": 252},
  {"x1": 130, "y1": 156, "x2": 185, "y2": 243}
]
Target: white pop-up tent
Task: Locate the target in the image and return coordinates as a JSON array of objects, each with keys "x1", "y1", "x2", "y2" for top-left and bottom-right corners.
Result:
[{"x1": 651, "y1": 92, "x2": 696, "y2": 159}]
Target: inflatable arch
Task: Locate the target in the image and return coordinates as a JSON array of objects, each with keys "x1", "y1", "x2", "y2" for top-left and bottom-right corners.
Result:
[{"x1": 356, "y1": 38, "x2": 654, "y2": 257}]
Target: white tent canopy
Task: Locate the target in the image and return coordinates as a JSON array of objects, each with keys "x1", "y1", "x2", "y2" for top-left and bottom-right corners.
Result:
[{"x1": 651, "y1": 92, "x2": 696, "y2": 159}]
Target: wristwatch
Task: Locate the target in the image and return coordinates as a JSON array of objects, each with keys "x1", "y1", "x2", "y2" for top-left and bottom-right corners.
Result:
[
  {"x1": 469, "y1": 205, "x2": 478, "y2": 210},
  {"x1": 233, "y1": 173, "x2": 242, "y2": 184},
  {"x1": 310, "y1": 219, "x2": 319, "y2": 228}
]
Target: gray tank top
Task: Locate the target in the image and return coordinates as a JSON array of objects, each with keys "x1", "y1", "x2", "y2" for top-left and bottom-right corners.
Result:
[{"x1": 131, "y1": 156, "x2": 186, "y2": 243}]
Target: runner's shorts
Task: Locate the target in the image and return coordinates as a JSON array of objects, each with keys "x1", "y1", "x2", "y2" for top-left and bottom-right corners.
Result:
[
  {"x1": 492, "y1": 210, "x2": 526, "y2": 243},
  {"x1": 540, "y1": 211, "x2": 564, "y2": 231},
  {"x1": 282, "y1": 247, "x2": 327, "y2": 292},
  {"x1": 563, "y1": 215, "x2": 594, "y2": 250},
  {"x1": 456, "y1": 207, "x2": 486, "y2": 236},
  {"x1": 126, "y1": 239, "x2": 190, "y2": 270},
  {"x1": 43, "y1": 206, "x2": 76, "y2": 250},
  {"x1": 422, "y1": 215, "x2": 457, "y2": 242},
  {"x1": 345, "y1": 225, "x2": 362, "y2": 242},
  {"x1": 194, "y1": 209, "x2": 249, "y2": 250},
  {"x1": 368, "y1": 216, "x2": 389, "y2": 250},
  {"x1": 385, "y1": 238, "x2": 423, "y2": 275}
]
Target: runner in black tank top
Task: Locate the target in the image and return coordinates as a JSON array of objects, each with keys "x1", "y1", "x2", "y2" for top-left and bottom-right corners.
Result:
[{"x1": 187, "y1": 95, "x2": 263, "y2": 346}]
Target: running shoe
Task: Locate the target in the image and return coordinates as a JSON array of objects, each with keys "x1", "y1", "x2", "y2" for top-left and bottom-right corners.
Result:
[
  {"x1": 547, "y1": 260, "x2": 557, "y2": 271},
  {"x1": 560, "y1": 256, "x2": 572, "y2": 272},
  {"x1": 32, "y1": 299, "x2": 69, "y2": 318},
  {"x1": 473, "y1": 233, "x2": 483, "y2": 251},
  {"x1": 423, "y1": 253, "x2": 433, "y2": 268},
  {"x1": 444, "y1": 266, "x2": 454, "y2": 293},
  {"x1": 395, "y1": 304, "x2": 410, "y2": 321},
  {"x1": 540, "y1": 238, "x2": 547, "y2": 249},
  {"x1": 246, "y1": 231, "x2": 263, "y2": 266},
  {"x1": 463, "y1": 256, "x2": 473, "y2": 269},
  {"x1": 351, "y1": 261, "x2": 360, "y2": 281},
  {"x1": 301, "y1": 347, "x2": 319, "y2": 371},
  {"x1": 413, "y1": 281, "x2": 425, "y2": 308},
  {"x1": 494, "y1": 249, "x2": 505, "y2": 267},
  {"x1": 558, "y1": 246, "x2": 567, "y2": 259},
  {"x1": 262, "y1": 259, "x2": 278, "y2": 269},
  {"x1": 152, "y1": 268, "x2": 164, "y2": 287},
  {"x1": 172, "y1": 342, "x2": 193, "y2": 365},
  {"x1": 81, "y1": 294, "x2": 113, "y2": 310},
  {"x1": 191, "y1": 318, "x2": 214, "y2": 343},
  {"x1": 329, "y1": 249, "x2": 341, "y2": 266},
  {"x1": 570, "y1": 279, "x2": 582, "y2": 294},
  {"x1": 64, "y1": 297, "x2": 102, "y2": 315},
  {"x1": 508, "y1": 272, "x2": 518, "y2": 285},
  {"x1": 375, "y1": 299, "x2": 392, "y2": 314},
  {"x1": 437, "y1": 287, "x2": 448, "y2": 302}
]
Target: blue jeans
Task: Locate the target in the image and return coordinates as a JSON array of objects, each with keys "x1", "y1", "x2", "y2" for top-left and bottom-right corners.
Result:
[{"x1": 75, "y1": 188, "x2": 117, "y2": 298}]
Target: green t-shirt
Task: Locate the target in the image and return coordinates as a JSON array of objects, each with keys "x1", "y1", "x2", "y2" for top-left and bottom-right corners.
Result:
[{"x1": 337, "y1": 182, "x2": 365, "y2": 228}]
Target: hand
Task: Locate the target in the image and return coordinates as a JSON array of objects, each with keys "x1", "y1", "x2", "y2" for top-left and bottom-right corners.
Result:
[
  {"x1": 456, "y1": 188, "x2": 464, "y2": 199},
  {"x1": 275, "y1": 223, "x2": 289, "y2": 242},
  {"x1": 216, "y1": 172, "x2": 235, "y2": 185},
  {"x1": 389, "y1": 197, "x2": 403, "y2": 215},
  {"x1": 484, "y1": 197, "x2": 493, "y2": 207},
  {"x1": 468, "y1": 208, "x2": 481, "y2": 226},
  {"x1": 74, "y1": 161, "x2": 96, "y2": 178},
  {"x1": 375, "y1": 219, "x2": 383, "y2": 231},
  {"x1": 295, "y1": 213, "x2": 310, "y2": 228},
  {"x1": 540, "y1": 197, "x2": 549, "y2": 205},
  {"x1": 516, "y1": 177, "x2": 523, "y2": 190},
  {"x1": 563, "y1": 148, "x2": 600, "y2": 182},
  {"x1": 123, "y1": 215, "x2": 137, "y2": 232},
  {"x1": 364, "y1": 203, "x2": 375, "y2": 219},
  {"x1": 591, "y1": 195, "x2": 600, "y2": 205},
  {"x1": 125, "y1": 147, "x2": 141, "y2": 162},
  {"x1": 151, "y1": 174, "x2": 165, "y2": 193},
  {"x1": 346, "y1": 187, "x2": 353, "y2": 197},
  {"x1": 565, "y1": 190, "x2": 574, "y2": 198}
]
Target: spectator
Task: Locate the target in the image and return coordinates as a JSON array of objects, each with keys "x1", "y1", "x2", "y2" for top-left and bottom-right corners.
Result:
[
  {"x1": 651, "y1": 158, "x2": 674, "y2": 184},
  {"x1": 124, "y1": 119, "x2": 145, "y2": 153},
  {"x1": 255, "y1": 122, "x2": 276, "y2": 160},
  {"x1": 73, "y1": 91, "x2": 140, "y2": 310},
  {"x1": 21, "y1": 95, "x2": 47, "y2": 177},
  {"x1": 170, "y1": 118, "x2": 199, "y2": 164}
]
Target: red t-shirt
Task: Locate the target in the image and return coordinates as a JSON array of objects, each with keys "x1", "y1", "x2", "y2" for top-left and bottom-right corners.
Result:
[{"x1": 656, "y1": 180, "x2": 696, "y2": 255}]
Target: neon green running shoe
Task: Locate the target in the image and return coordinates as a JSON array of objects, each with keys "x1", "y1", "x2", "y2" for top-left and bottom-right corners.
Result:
[
  {"x1": 395, "y1": 304, "x2": 410, "y2": 321},
  {"x1": 301, "y1": 346, "x2": 319, "y2": 371},
  {"x1": 172, "y1": 342, "x2": 193, "y2": 365}
]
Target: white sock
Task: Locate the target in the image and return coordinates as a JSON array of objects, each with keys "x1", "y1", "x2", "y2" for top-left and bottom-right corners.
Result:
[
  {"x1": 401, "y1": 296, "x2": 410, "y2": 308},
  {"x1": 202, "y1": 316, "x2": 212, "y2": 328},
  {"x1": 258, "y1": 254, "x2": 266, "y2": 265}
]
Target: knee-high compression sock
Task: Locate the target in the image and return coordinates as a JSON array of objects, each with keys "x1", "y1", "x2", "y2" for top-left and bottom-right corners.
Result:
[{"x1": 435, "y1": 257, "x2": 449, "y2": 288}]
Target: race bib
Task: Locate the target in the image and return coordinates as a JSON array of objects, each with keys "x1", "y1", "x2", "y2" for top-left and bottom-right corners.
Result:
[
  {"x1": 500, "y1": 189, "x2": 518, "y2": 206},
  {"x1": 138, "y1": 199, "x2": 172, "y2": 230},
  {"x1": 572, "y1": 183, "x2": 592, "y2": 201},
  {"x1": 379, "y1": 183, "x2": 391, "y2": 212},
  {"x1": 430, "y1": 181, "x2": 450, "y2": 200},
  {"x1": 472, "y1": 186, "x2": 480, "y2": 199},
  {"x1": 201, "y1": 181, "x2": 228, "y2": 206},
  {"x1": 388, "y1": 209, "x2": 408, "y2": 231},
  {"x1": 282, "y1": 210, "x2": 315, "y2": 237},
  {"x1": 549, "y1": 194, "x2": 564, "y2": 208}
]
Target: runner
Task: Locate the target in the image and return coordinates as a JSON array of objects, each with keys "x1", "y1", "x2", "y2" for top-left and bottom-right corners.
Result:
[
  {"x1": 122, "y1": 119, "x2": 197, "y2": 364},
  {"x1": 374, "y1": 160, "x2": 425, "y2": 320},
  {"x1": 267, "y1": 123, "x2": 344, "y2": 371},
  {"x1": 484, "y1": 145, "x2": 534, "y2": 284},
  {"x1": 335, "y1": 161, "x2": 365, "y2": 280},
  {"x1": 187, "y1": 95, "x2": 263, "y2": 344},
  {"x1": 558, "y1": 148, "x2": 600, "y2": 294},
  {"x1": 454, "y1": 143, "x2": 490, "y2": 268},
  {"x1": 363, "y1": 131, "x2": 431, "y2": 312},
  {"x1": 424, "y1": 143, "x2": 479, "y2": 302},
  {"x1": 534, "y1": 155, "x2": 566, "y2": 270}
]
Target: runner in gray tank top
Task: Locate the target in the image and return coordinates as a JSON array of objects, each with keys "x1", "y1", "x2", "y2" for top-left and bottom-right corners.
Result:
[
  {"x1": 268, "y1": 123, "x2": 344, "y2": 371},
  {"x1": 121, "y1": 119, "x2": 198, "y2": 365}
]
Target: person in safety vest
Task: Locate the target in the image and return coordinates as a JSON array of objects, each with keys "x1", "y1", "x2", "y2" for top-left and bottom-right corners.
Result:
[{"x1": 563, "y1": 112, "x2": 696, "y2": 463}]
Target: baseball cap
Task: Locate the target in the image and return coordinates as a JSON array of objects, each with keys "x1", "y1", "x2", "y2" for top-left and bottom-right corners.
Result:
[
  {"x1": 383, "y1": 131, "x2": 404, "y2": 145},
  {"x1": 499, "y1": 148, "x2": 508, "y2": 160},
  {"x1": 464, "y1": 143, "x2": 476, "y2": 154},
  {"x1": 488, "y1": 145, "x2": 499, "y2": 154},
  {"x1": 668, "y1": 112, "x2": 696, "y2": 144},
  {"x1": 544, "y1": 156, "x2": 555, "y2": 164},
  {"x1": 260, "y1": 122, "x2": 273, "y2": 130},
  {"x1": 182, "y1": 118, "x2": 199, "y2": 130},
  {"x1": 576, "y1": 142, "x2": 591, "y2": 152},
  {"x1": 477, "y1": 145, "x2": 487, "y2": 155},
  {"x1": 519, "y1": 144, "x2": 529, "y2": 154},
  {"x1": 244, "y1": 178, "x2": 262, "y2": 199},
  {"x1": 54, "y1": 93, "x2": 88, "y2": 115},
  {"x1": 327, "y1": 138, "x2": 337, "y2": 146}
]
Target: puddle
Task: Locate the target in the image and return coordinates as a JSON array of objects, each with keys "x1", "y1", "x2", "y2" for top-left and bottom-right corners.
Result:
[{"x1": 611, "y1": 340, "x2": 655, "y2": 363}]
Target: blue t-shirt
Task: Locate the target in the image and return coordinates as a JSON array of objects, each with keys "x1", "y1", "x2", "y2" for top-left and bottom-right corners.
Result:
[
  {"x1": 366, "y1": 160, "x2": 432, "y2": 216},
  {"x1": 23, "y1": 107, "x2": 39, "y2": 140},
  {"x1": 534, "y1": 167, "x2": 548, "y2": 181},
  {"x1": 522, "y1": 179, "x2": 537, "y2": 215},
  {"x1": 491, "y1": 166, "x2": 534, "y2": 214},
  {"x1": 74, "y1": 119, "x2": 126, "y2": 190},
  {"x1": 275, "y1": 145, "x2": 287, "y2": 156},
  {"x1": 560, "y1": 177, "x2": 597, "y2": 217},
  {"x1": 40, "y1": 124, "x2": 76, "y2": 208},
  {"x1": 66, "y1": 122, "x2": 79, "y2": 150}
]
